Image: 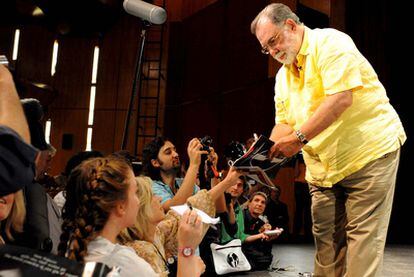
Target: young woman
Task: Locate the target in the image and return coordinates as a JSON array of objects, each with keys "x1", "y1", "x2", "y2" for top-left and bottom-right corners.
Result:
[
  {"x1": 120, "y1": 167, "x2": 242, "y2": 276},
  {"x1": 58, "y1": 157, "x2": 158, "y2": 276},
  {"x1": 59, "y1": 157, "x2": 204, "y2": 277},
  {"x1": 0, "y1": 190, "x2": 25, "y2": 245}
]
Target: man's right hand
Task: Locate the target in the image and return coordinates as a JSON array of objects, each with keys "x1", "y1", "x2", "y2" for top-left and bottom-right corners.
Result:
[
  {"x1": 222, "y1": 167, "x2": 243, "y2": 188},
  {"x1": 187, "y1": 138, "x2": 208, "y2": 167},
  {"x1": 268, "y1": 124, "x2": 295, "y2": 159}
]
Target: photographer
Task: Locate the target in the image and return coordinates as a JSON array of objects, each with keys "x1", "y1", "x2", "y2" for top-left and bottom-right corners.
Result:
[
  {"x1": 198, "y1": 136, "x2": 219, "y2": 190},
  {"x1": 142, "y1": 137, "x2": 207, "y2": 212}
]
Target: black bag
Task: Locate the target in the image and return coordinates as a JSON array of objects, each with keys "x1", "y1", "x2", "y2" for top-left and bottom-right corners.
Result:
[{"x1": 0, "y1": 244, "x2": 116, "y2": 276}]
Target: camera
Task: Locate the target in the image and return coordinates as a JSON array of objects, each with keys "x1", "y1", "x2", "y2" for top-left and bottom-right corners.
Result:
[
  {"x1": 200, "y1": 136, "x2": 213, "y2": 152},
  {"x1": 223, "y1": 141, "x2": 245, "y2": 161}
]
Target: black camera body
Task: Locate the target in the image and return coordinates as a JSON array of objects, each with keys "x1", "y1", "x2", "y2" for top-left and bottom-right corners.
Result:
[
  {"x1": 200, "y1": 136, "x2": 213, "y2": 152},
  {"x1": 224, "y1": 141, "x2": 245, "y2": 161}
]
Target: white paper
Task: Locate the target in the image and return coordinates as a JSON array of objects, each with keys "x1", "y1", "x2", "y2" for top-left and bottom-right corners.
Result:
[{"x1": 171, "y1": 204, "x2": 220, "y2": 225}]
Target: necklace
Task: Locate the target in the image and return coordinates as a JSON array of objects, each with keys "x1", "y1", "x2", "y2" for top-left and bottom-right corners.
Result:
[{"x1": 152, "y1": 242, "x2": 173, "y2": 271}]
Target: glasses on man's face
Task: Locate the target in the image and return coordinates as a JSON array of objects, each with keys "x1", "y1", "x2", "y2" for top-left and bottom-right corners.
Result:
[{"x1": 261, "y1": 25, "x2": 285, "y2": 55}]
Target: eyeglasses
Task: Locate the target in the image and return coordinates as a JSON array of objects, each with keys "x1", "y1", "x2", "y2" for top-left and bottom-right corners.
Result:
[{"x1": 261, "y1": 24, "x2": 285, "y2": 55}]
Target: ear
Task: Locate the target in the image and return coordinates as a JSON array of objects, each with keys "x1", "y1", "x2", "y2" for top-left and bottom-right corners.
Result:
[
  {"x1": 114, "y1": 200, "x2": 127, "y2": 217},
  {"x1": 151, "y1": 158, "x2": 161, "y2": 168},
  {"x1": 285, "y1": 18, "x2": 297, "y2": 31}
]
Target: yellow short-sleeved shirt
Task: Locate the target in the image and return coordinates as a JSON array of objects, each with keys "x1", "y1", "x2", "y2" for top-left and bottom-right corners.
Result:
[{"x1": 274, "y1": 26, "x2": 406, "y2": 187}]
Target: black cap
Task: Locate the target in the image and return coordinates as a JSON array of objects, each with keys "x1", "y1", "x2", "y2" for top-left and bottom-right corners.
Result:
[{"x1": 21, "y1": 98, "x2": 48, "y2": 151}]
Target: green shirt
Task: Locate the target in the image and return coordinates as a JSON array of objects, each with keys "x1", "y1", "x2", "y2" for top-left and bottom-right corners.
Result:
[{"x1": 220, "y1": 204, "x2": 248, "y2": 243}]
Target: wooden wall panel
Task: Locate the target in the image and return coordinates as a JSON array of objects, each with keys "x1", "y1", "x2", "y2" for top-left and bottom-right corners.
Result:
[
  {"x1": 16, "y1": 25, "x2": 54, "y2": 84},
  {"x1": 222, "y1": 0, "x2": 270, "y2": 91},
  {"x1": 52, "y1": 37, "x2": 95, "y2": 109},
  {"x1": 165, "y1": 0, "x2": 273, "y2": 151},
  {"x1": 0, "y1": 13, "x2": 145, "y2": 175},
  {"x1": 0, "y1": 27, "x2": 14, "y2": 59},
  {"x1": 166, "y1": 0, "x2": 219, "y2": 22},
  {"x1": 300, "y1": 0, "x2": 330, "y2": 16},
  {"x1": 102, "y1": 16, "x2": 142, "y2": 111},
  {"x1": 112, "y1": 110, "x2": 139, "y2": 153},
  {"x1": 47, "y1": 109, "x2": 88, "y2": 176},
  {"x1": 92, "y1": 110, "x2": 118, "y2": 154}
]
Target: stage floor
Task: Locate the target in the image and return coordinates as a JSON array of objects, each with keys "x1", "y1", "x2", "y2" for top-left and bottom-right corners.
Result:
[{"x1": 231, "y1": 243, "x2": 414, "y2": 277}]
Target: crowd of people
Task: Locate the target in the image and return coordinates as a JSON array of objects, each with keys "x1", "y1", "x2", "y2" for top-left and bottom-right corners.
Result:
[
  {"x1": 1, "y1": 2, "x2": 406, "y2": 277},
  {"x1": 0, "y1": 62, "x2": 288, "y2": 275}
]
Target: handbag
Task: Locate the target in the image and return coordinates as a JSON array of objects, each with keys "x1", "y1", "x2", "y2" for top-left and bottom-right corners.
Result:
[{"x1": 210, "y1": 239, "x2": 251, "y2": 275}]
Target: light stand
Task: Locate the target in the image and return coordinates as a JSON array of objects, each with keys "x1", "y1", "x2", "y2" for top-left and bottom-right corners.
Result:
[{"x1": 121, "y1": 20, "x2": 151, "y2": 150}]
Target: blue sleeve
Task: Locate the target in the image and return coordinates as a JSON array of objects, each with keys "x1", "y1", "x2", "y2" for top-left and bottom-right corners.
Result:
[
  {"x1": 193, "y1": 185, "x2": 200, "y2": 194},
  {"x1": 152, "y1": 180, "x2": 173, "y2": 204}
]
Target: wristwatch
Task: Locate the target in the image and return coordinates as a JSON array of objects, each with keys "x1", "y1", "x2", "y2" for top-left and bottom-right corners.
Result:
[
  {"x1": 295, "y1": 130, "x2": 309, "y2": 145},
  {"x1": 179, "y1": 247, "x2": 194, "y2": 257}
]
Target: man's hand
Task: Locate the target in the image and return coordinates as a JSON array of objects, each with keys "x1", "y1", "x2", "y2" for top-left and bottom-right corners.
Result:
[
  {"x1": 222, "y1": 167, "x2": 243, "y2": 188},
  {"x1": 207, "y1": 147, "x2": 218, "y2": 168},
  {"x1": 259, "y1": 223, "x2": 272, "y2": 233},
  {"x1": 187, "y1": 138, "x2": 208, "y2": 167},
  {"x1": 269, "y1": 132, "x2": 302, "y2": 158}
]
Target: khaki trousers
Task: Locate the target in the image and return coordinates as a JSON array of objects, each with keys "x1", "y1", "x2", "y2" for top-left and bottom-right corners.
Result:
[{"x1": 310, "y1": 149, "x2": 400, "y2": 277}]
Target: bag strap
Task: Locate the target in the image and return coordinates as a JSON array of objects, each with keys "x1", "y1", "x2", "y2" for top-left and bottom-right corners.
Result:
[{"x1": 214, "y1": 244, "x2": 242, "y2": 251}]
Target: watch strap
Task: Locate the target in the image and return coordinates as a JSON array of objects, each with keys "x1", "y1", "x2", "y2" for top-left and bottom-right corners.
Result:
[{"x1": 295, "y1": 130, "x2": 309, "y2": 144}]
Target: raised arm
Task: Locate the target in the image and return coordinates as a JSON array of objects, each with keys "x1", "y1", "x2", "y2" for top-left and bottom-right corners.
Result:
[
  {"x1": 162, "y1": 138, "x2": 207, "y2": 211},
  {"x1": 0, "y1": 65, "x2": 30, "y2": 143}
]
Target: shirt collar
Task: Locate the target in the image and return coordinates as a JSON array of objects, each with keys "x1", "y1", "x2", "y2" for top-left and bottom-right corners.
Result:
[{"x1": 298, "y1": 26, "x2": 310, "y2": 57}]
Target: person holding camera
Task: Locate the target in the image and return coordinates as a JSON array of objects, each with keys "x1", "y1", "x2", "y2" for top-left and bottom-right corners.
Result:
[{"x1": 142, "y1": 137, "x2": 212, "y2": 212}]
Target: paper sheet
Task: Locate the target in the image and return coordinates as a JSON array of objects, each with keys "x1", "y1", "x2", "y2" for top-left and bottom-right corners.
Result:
[{"x1": 171, "y1": 204, "x2": 220, "y2": 225}]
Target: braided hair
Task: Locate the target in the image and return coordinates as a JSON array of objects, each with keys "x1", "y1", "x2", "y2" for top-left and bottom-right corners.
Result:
[{"x1": 58, "y1": 157, "x2": 131, "y2": 261}]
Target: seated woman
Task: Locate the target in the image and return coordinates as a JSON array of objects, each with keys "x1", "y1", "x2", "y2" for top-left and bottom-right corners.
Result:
[
  {"x1": 119, "y1": 168, "x2": 242, "y2": 276},
  {"x1": 58, "y1": 157, "x2": 157, "y2": 276},
  {"x1": 59, "y1": 157, "x2": 204, "y2": 277},
  {"x1": 0, "y1": 190, "x2": 25, "y2": 245}
]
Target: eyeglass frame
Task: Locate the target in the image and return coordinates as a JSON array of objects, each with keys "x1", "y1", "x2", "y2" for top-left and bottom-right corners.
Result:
[{"x1": 260, "y1": 23, "x2": 287, "y2": 55}]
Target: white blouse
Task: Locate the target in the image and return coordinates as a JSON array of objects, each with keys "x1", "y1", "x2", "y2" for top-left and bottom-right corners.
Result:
[{"x1": 85, "y1": 236, "x2": 158, "y2": 277}]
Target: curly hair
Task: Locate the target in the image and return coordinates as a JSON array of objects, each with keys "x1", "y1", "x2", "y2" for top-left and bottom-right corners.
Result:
[
  {"x1": 58, "y1": 157, "x2": 132, "y2": 261},
  {"x1": 142, "y1": 137, "x2": 168, "y2": 181}
]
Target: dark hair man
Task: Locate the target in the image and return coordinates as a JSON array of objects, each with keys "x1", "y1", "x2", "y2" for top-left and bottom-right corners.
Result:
[
  {"x1": 242, "y1": 192, "x2": 279, "y2": 271},
  {"x1": 142, "y1": 137, "x2": 208, "y2": 211}
]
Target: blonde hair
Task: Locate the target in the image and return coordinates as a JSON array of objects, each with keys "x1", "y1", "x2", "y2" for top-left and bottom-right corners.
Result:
[
  {"x1": 2, "y1": 190, "x2": 26, "y2": 241},
  {"x1": 120, "y1": 176, "x2": 154, "y2": 242}
]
